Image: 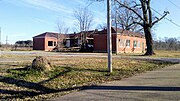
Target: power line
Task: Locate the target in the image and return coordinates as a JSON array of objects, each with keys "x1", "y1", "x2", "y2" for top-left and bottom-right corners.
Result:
[
  {"x1": 167, "y1": 0, "x2": 180, "y2": 10},
  {"x1": 166, "y1": 0, "x2": 180, "y2": 27},
  {"x1": 151, "y1": 7, "x2": 180, "y2": 28}
]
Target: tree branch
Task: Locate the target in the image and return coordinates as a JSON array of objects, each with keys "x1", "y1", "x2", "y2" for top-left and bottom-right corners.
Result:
[
  {"x1": 133, "y1": 21, "x2": 144, "y2": 27},
  {"x1": 152, "y1": 11, "x2": 169, "y2": 26},
  {"x1": 115, "y1": 0, "x2": 145, "y2": 22},
  {"x1": 147, "y1": 0, "x2": 152, "y2": 26},
  {"x1": 140, "y1": 0, "x2": 149, "y2": 24}
]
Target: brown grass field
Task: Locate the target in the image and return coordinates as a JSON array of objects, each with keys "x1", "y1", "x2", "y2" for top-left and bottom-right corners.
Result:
[{"x1": 0, "y1": 51, "x2": 177, "y2": 100}]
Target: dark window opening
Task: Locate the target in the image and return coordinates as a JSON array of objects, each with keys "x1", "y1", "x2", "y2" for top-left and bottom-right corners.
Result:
[
  {"x1": 48, "y1": 41, "x2": 53, "y2": 46},
  {"x1": 54, "y1": 41, "x2": 56, "y2": 46}
]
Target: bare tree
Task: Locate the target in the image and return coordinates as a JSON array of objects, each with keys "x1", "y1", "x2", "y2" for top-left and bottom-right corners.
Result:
[
  {"x1": 112, "y1": 1, "x2": 142, "y2": 32},
  {"x1": 57, "y1": 21, "x2": 69, "y2": 49},
  {"x1": 93, "y1": 0, "x2": 169, "y2": 55},
  {"x1": 57, "y1": 21, "x2": 69, "y2": 34},
  {"x1": 97, "y1": 23, "x2": 107, "y2": 29},
  {"x1": 73, "y1": 6, "x2": 94, "y2": 50},
  {"x1": 74, "y1": 6, "x2": 94, "y2": 31},
  {"x1": 154, "y1": 37, "x2": 180, "y2": 50},
  {"x1": 114, "y1": 0, "x2": 169, "y2": 55}
]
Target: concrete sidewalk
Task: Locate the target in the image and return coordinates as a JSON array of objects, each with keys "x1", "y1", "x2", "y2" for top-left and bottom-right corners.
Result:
[{"x1": 50, "y1": 64, "x2": 180, "y2": 101}]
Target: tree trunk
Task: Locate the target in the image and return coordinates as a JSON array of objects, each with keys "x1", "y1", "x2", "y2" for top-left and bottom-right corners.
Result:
[{"x1": 144, "y1": 26, "x2": 155, "y2": 56}]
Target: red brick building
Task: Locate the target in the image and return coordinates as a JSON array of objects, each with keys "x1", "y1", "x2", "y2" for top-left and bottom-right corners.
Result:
[
  {"x1": 33, "y1": 31, "x2": 95, "y2": 51},
  {"x1": 94, "y1": 28, "x2": 146, "y2": 53},
  {"x1": 33, "y1": 32, "x2": 58, "y2": 51},
  {"x1": 33, "y1": 28, "x2": 146, "y2": 53}
]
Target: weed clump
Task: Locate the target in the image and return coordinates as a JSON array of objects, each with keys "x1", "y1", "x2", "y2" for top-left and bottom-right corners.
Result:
[{"x1": 30, "y1": 56, "x2": 53, "y2": 72}]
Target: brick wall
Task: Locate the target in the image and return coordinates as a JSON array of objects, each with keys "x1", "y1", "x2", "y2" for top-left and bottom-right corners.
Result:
[
  {"x1": 33, "y1": 38, "x2": 45, "y2": 50},
  {"x1": 94, "y1": 33, "x2": 146, "y2": 53},
  {"x1": 44, "y1": 37, "x2": 57, "y2": 51},
  {"x1": 116, "y1": 35, "x2": 146, "y2": 53},
  {"x1": 33, "y1": 37, "x2": 57, "y2": 51},
  {"x1": 93, "y1": 34, "x2": 107, "y2": 52}
]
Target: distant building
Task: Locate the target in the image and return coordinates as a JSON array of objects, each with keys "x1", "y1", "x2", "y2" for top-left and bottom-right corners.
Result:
[{"x1": 94, "y1": 27, "x2": 146, "y2": 53}]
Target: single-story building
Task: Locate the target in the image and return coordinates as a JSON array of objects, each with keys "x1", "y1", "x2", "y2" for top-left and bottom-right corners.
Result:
[
  {"x1": 94, "y1": 27, "x2": 146, "y2": 53},
  {"x1": 33, "y1": 28, "x2": 146, "y2": 53},
  {"x1": 33, "y1": 30, "x2": 95, "y2": 51},
  {"x1": 33, "y1": 32, "x2": 58, "y2": 51}
]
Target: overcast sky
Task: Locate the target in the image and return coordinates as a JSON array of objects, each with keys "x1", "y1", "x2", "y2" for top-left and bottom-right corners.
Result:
[{"x1": 0, "y1": 0, "x2": 180, "y2": 44}]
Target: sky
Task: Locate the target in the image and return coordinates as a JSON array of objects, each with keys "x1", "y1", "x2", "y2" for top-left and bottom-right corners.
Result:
[{"x1": 0, "y1": 0, "x2": 180, "y2": 44}]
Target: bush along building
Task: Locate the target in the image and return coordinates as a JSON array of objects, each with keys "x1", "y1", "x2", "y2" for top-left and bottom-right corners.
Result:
[{"x1": 33, "y1": 28, "x2": 146, "y2": 53}]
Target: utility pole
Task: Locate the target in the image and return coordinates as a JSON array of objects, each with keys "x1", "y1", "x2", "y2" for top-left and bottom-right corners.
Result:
[
  {"x1": 107, "y1": 0, "x2": 112, "y2": 72},
  {"x1": 115, "y1": 10, "x2": 118, "y2": 55},
  {"x1": 6, "y1": 35, "x2": 8, "y2": 45},
  {"x1": 0, "y1": 27, "x2": 1, "y2": 47}
]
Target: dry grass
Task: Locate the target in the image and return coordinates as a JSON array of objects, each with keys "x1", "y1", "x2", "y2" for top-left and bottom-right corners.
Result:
[
  {"x1": 0, "y1": 54, "x2": 174, "y2": 100},
  {"x1": 117, "y1": 50, "x2": 180, "y2": 58},
  {"x1": 153, "y1": 50, "x2": 180, "y2": 58},
  {"x1": 0, "y1": 54, "x2": 34, "y2": 59}
]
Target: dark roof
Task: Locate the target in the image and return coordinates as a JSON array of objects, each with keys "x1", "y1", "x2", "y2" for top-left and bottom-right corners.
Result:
[
  {"x1": 96, "y1": 27, "x2": 145, "y2": 38},
  {"x1": 33, "y1": 30, "x2": 97, "y2": 39},
  {"x1": 67, "y1": 30, "x2": 98, "y2": 38},
  {"x1": 77, "y1": 30, "x2": 98, "y2": 37},
  {"x1": 33, "y1": 32, "x2": 70, "y2": 39},
  {"x1": 33, "y1": 32, "x2": 59, "y2": 38}
]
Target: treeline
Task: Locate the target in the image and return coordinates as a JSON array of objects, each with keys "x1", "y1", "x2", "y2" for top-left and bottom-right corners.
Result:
[
  {"x1": 15, "y1": 40, "x2": 33, "y2": 47},
  {"x1": 153, "y1": 37, "x2": 180, "y2": 50}
]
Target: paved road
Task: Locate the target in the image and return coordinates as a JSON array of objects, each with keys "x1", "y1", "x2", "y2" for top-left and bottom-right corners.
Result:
[
  {"x1": 0, "y1": 51, "x2": 107, "y2": 62},
  {"x1": 1, "y1": 51, "x2": 180, "y2": 63},
  {"x1": 50, "y1": 64, "x2": 180, "y2": 101}
]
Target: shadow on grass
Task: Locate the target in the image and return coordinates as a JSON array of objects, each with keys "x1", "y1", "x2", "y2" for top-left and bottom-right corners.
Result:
[
  {"x1": 0, "y1": 66, "x2": 107, "y2": 99},
  {"x1": 1, "y1": 64, "x2": 179, "y2": 99},
  {"x1": 0, "y1": 75, "x2": 85, "y2": 98},
  {"x1": 38, "y1": 67, "x2": 72, "y2": 84},
  {"x1": 0, "y1": 64, "x2": 19, "y2": 67},
  {"x1": 7, "y1": 66, "x2": 29, "y2": 71},
  {"x1": 39, "y1": 66, "x2": 107, "y2": 84},
  {"x1": 0, "y1": 89, "x2": 40, "y2": 97},
  {"x1": 0, "y1": 76, "x2": 57, "y2": 93}
]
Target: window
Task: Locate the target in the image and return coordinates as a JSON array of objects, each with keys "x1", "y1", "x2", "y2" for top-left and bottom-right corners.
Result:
[
  {"x1": 54, "y1": 41, "x2": 56, "y2": 46},
  {"x1": 119, "y1": 39, "x2": 125, "y2": 47},
  {"x1": 133, "y1": 41, "x2": 137, "y2": 48},
  {"x1": 137, "y1": 42, "x2": 141, "y2": 47},
  {"x1": 48, "y1": 41, "x2": 53, "y2": 46},
  {"x1": 126, "y1": 40, "x2": 130, "y2": 47}
]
